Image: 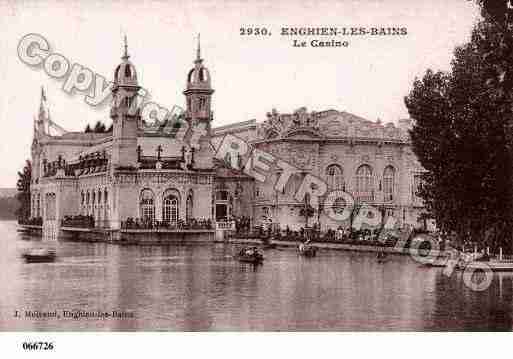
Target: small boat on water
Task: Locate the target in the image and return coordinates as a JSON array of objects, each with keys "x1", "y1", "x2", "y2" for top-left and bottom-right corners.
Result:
[
  {"x1": 236, "y1": 247, "x2": 264, "y2": 264},
  {"x1": 422, "y1": 259, "x2": 448, "y2": 268},
  {"x1": 298, "y1": 243, "x2": 317, "y2": 257},
  {"x1": 21, "y1": 248, "x2": 57, "y2": 263}
]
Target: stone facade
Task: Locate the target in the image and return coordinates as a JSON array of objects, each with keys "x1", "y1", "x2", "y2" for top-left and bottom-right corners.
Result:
[
  {"x1": 30, "y1": 40, "x2": 216, "y2": 238},
  {"x1": 212, "y1": 109, "x2": 430, "y2": 232},
  {"x1": 28, "y1": 40, "x2": 430, "y2": 238}
]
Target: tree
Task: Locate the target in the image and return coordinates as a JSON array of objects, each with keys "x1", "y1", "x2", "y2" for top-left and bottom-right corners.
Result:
[
  {"x1": 15, "y1": 160, "x2": 31, "y2": 221},
  {"x1": 84, "y1": 124, "x2": 92, "y2": 133},
  {"x1": 405, "y1": 18, "x2": 513, "y2": 253},
  {"x1": 93, "y1": 120, "x2": 106, "y2": 133}
]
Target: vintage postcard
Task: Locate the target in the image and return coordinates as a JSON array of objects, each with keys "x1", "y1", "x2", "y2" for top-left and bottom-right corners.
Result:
[{"x1": 0, "y1": 0, "x2": 512, "y2": 356}]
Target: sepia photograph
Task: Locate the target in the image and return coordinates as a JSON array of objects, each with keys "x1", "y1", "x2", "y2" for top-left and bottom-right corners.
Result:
[{"x1": 0, "y1": 0, "x2": 512, "y2": 355}]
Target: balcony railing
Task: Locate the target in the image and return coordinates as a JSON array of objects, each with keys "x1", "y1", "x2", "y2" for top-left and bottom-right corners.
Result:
[
  {"x1": 121, "y1": 218, "x2": 213, "y2": 230},
  {"x1": 216, "y1": 221, "x2": 235, "y2": 231}
]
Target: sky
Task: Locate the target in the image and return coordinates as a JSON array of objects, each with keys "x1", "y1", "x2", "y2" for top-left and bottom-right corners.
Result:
[{"x1": 0, "y1": 0, "x2": 481, "y2": 187}]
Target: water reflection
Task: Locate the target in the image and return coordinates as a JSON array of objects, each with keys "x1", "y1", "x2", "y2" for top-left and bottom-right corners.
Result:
[{"x1": 0, "y1": 221, "x2": 512, "y2": 331}]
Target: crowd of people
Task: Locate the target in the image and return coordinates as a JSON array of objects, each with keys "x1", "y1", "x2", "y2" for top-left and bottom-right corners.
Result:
[
  {"x1": 234, "y1": 216, "x2": 251, "y2": 234},
  {"x1": 121, "y1": 217, "x2": 213, "y2": 230},
  {"x1": 61, "y1": 215, "x2": 95, "y2": 228},
  {"x1": 229, "y1": 222, "x2": 428, "y2": 248},
  {"x1": 19, "y1": 216, "x2": 43, "y2": 226}
]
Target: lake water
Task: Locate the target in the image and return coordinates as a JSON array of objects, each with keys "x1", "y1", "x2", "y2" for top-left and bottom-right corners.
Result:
[{"x1": 0, "y1": 221, "x2": 512, "y2": 331}]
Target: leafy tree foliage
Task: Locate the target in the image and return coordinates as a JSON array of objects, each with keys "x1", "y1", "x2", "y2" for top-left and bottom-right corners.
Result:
[
  {"x1": 405, "y1": 17, "x2": 513, "y2": 252},
  {"x1": 84, "y1": 121, "x2": 111, "y2": 133},
  {"x1": 93, "y1": 121, "x2": 106, "y2": 133}
]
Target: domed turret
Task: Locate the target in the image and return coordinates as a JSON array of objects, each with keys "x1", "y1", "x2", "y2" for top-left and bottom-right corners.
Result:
[
  {"x1": 110, "y1": 36, "x2": 140, "y2": 173},
  {"x1": 182, "y1": 35, "x2": 215, "y2": 170},
  {"x1": 114, "y1": 36, "x2": 138, "y2": 87},
  {"x1": 186, "y1": 34, "x2": 211, "y2": 90}
]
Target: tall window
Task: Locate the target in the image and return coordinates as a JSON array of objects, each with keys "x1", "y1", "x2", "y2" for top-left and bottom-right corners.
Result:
[
  {"x1": 163, "y1": 194, "x2": 179, "y2": 222},
  {"x1": 46, "y1": 193, "x2": 56, "y2": 220},
  {"x1": 140, "y1": 189, "x2": 155, "y2": 222},
  {"x1": 383, "y1": 166, "x2": 395, "y2": 201},
  {"x1": 97, "y1": 190, "x2": 102, "y2": 223},
  {"x1": 104, "y1": 189, "x2": 109, "y2": 223},
  {"x1": 356, "y1": 165, "x2": 373, "y2": 202},
  {"x1": 412, "y1": 173, "x2": 423, "y2": 201},
  {"x1": 92, "y1": 191, "x2": 96, "y2": 220},
  {"x1": 186, "y1": 191, "x2": 193, "y2": 221},
  {"x1": 326, "y1": 164, "x2": 344, "y2": 190}
]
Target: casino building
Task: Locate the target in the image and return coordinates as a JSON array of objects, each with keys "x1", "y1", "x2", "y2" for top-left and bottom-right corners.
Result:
[{"x1": 27, "y1": 39, "x2": 429, "y2": 240}]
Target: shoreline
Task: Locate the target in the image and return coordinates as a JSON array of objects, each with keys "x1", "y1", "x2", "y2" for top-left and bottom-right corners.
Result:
[
  {"x1": 220, "y1": 236, "x2": 410, "y2": 255},
  {"x1": 18, "y1": 223, "x2": 409, "y2": 254}
]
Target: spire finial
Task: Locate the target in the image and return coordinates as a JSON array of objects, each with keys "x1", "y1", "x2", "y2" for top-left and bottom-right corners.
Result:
[
  {"x1": 41, "y1": 86, "x2": 46, "y2": 102},
  {"x1": 195, "y1": 33, "x2": 202, "y2": 63},
  {"x1": 39, "y1": 86, "x2": 46, "y2": 115},
  {"x1": 122, "y1": 34, "x2": 129, "y2": 60}
]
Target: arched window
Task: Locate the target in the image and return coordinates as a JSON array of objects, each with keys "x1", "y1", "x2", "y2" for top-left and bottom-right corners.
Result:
[
  {"x1": 98, "y1": 190, "x2": 102, "y2": 204},
  {"x1": 186, "y1": 191, "x2": 193, "y2": 221},
  {"x1": 229, "y1": 195, "x2": 234, "y2": 218},
  {"x1": 163, "y1": 192, "x2": 179, "y2": 223},
  {"x1": 140, "y1": 189, "x2": 155, "y2": 222},
  {"x1": 356, "y1": 165, "x2": 373, "y2": 202},
  {"x1": 326, "y1": 164, "x2": 344, "y2": 190},
  {"x1": 104, "y1": 189, "x2": 109, "y2": 223},
  {"x1": 185, "y1": 190, "x2": 193, "y2": 221},
  {"x1": 383, "y1": 166, "x2": 395, "y2": 201}
]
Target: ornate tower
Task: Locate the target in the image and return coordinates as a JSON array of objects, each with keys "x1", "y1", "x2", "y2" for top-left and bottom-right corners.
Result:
[
  {"x1": 110, "y1": 36, "x2": 140, "y2": 170},
  {"x1": 183, "y1": 35, "x2": 215, "y2": 169},
  {"x1": 32, "y1": 87, "x2": 48, "y2": 182},
  {"x1": 36, "y1": 86, "x2": 47, "y2": 136}
]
